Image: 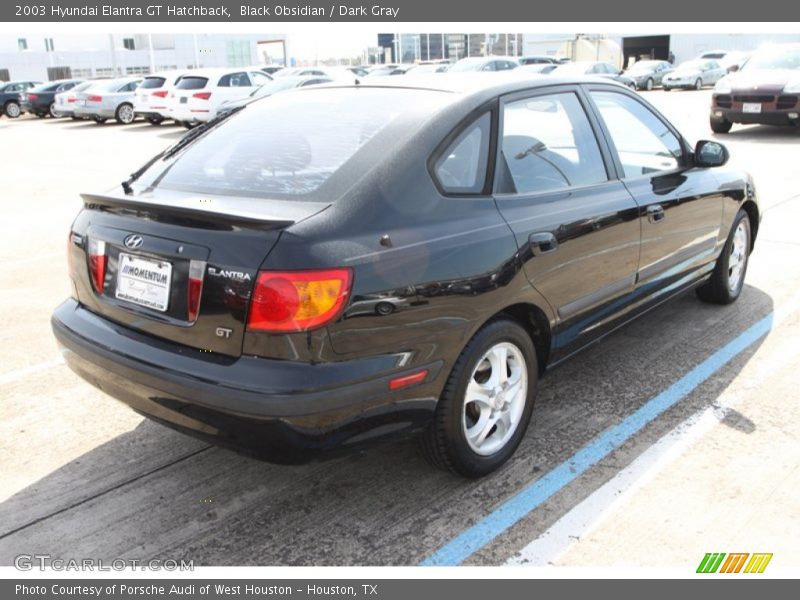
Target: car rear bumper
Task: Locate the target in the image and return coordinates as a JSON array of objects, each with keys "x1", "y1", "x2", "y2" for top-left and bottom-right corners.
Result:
[
  {"x1": 169, "y1": 105, "x2": 214, "y2": 123},
  {"x1": 73, "y1": 105, "x2": 116, "y2": 118},
  {"x1": 51, "y1": 299, "x2": 442, "y2": 463}
]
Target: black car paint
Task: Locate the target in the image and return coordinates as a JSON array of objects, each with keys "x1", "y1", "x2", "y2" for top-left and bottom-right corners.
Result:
[
  {"x1": 0, "y1": 80, "x2": 40, "y2": 116},
  {"x1": 52, "y1": 78, "x2": 760, "y2": 463},
  {"x1": 20, "y1": 79, "x2": 83, "y2": 116}
]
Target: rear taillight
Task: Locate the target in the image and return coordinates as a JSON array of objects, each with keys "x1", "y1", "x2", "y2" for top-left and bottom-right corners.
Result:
[
  {"x1": 87, "y1": 238, "x2": 107, "y2": 294},
  {"x1": 87, "y1": 95, "x2": 102, "y2": 102},
  {"x1": 247, "y1": 269, "x2": 352, "y2": 333},
  {"x1": 68, "y1": 96, "x2": 76, "y2": 103},
  {"x1": 152, "y1": 90, "x2": 169, "y2": 98},
  {"x1": 192, "y1": 92, "x2": 212, "y2": 100},
  {"x1": 28, "y1": 94, "x2": 39, "y2": 101},
  {"x1": 187, "y1": 260, "x2": 206, "y2": 322}
]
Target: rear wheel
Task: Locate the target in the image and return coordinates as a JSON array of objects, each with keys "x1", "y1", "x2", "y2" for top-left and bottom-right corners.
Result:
[
  {"x1": 4, "y1": 101, "x2": 21, "y2": 118},
  {"x1": 696, "y1": 210, "x2": 751, "y2": 304},
  {"x1": 49, "y1": 102, "x2": 63, "y2": 118},
  {"x1": 695, "y1": 78, "x2": 703, "y2": 90},
  {"x1": 115, "y1": 103, "x2": 135, "y2": 124},
  {"x1": 663, "y1": 86, "x2": 671, "y2": 92},
  {"x1": 420, "y1": 318, "x2": 537, "y2": 478},
  {"x1": 645, "y1": 78, "x2": 654, "y2": 91},
  {"x1": 710, "y1": 117, "x2": 733, "y2": 134}
]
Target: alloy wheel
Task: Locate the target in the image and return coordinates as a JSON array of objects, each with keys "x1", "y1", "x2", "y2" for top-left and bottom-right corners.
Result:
[
  {"x1": 462, "y1": 342, "x2": 528, "y2": 456},
  {"x1": 728, "y1": 221, "x2": 749, "y2": 293}
]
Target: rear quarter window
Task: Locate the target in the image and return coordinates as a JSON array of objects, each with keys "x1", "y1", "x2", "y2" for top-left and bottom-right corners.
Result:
[{"x1": 434, "y1": 112, "x2": 491, "y2": 194}]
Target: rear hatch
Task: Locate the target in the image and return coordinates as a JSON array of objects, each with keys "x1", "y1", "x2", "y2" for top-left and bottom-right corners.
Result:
[
  {"x1": 136, "y1": 75, "x2": 169, "y2": 111},
  {"x1": 68, "y1": 190, "x2": 328, "y2": 357},
  {"x1": 170, "y1": 76, "x2": 211, "y2": 116}
]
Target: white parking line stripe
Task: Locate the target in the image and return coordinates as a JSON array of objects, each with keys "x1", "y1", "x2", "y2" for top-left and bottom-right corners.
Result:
[
  {"x1": 0, "y1": 357, "x2": 64, "y2": 386},
  {"x1": 506, "y1": 333, "x2": 800, "y2": 566}
]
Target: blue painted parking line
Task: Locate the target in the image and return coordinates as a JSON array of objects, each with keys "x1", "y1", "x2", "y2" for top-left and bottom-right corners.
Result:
[{"x1": 421, "y1": 311, "x2": 775, "y2": 566}]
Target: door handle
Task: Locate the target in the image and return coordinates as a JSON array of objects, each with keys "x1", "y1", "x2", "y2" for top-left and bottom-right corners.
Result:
[
  {"x1": 647, "y1": 204, "x2": 665, "y2": 223},
  {"x1": 529, "y1": 232, "x2": 558, "y2": 254}
]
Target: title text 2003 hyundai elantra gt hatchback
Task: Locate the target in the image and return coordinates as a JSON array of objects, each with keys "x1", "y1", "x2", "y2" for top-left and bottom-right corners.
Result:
[{"x1": 52, "y1": 76, "x2": 760, "y2": 478}]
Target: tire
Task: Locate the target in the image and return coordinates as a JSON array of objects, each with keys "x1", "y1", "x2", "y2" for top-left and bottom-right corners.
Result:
[
  {"x1": 35, "y1": 112, "x2": 47, "y2": 119},
  {"x1": 115, "y1": 103, "x2": 135, "y2": 124},
  {"x1": 695, "y1": 79, "x2": 703, "y2": 90},
  {"x1": 4, "y1": 101, "x2": 21, "y2": 118},
  {"x1": 663, "y1": 86, "x2": 671, "y2": 92},
  {"x1": 182, "y1": 121, "x2": 196, "y2": 129},
  {"x1": 49, "y1": 102, "x2": 63, "y2": 118},
  {"x1": 696, "y1": 210, "x2": 751, "y2": 305},
  {"x1": 146, "y1": 116, "x2": 164, "y2": 125},
  {"x1": 71, "y1": 116, "x2": 82, "y2": 121},
  {"x1": 93, "y1": 116, "x2": 107, "y2": 124},
  {"x1": 710, "y1": 117, "x2": 733, "y2": 134},
  {"x1": 420, "y1": 318, "x2": 537, "y2": 478}
]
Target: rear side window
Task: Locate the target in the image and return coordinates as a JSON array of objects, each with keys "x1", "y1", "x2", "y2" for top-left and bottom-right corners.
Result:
[
  {"x1": 434, "y1": 112, "x2": 491, "y2": 194},
  {"x1": 218, "y1": 72, "x2": 250, "y2": 87},
  {"x1": 143, "y1": 88, "x2": 450, "y2": 199},
  {"x1": 500, "y1": 92, "x2": 608, "y2": 195},
  {"x1": 176, "y1": 77, "x2": 208, "y2": 90},
  {"x1": 140, "y1": 77, "x2": 167, "y2": 89}
]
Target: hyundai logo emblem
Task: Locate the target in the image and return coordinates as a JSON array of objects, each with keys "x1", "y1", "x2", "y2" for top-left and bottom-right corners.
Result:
[{"x1": 124, "y1": 234, "x2": 143, "y2": 249}]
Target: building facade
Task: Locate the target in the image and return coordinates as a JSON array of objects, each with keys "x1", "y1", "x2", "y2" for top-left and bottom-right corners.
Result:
[
  {"x1": 377, "y1": 33, "x2": 524, "y2": 64},
  {"x1": 0, "y1": 33, "x2": 287, "y2": 81}
]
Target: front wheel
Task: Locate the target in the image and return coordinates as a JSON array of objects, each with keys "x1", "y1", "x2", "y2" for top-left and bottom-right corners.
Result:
[
  {"x1": 645, "y1": 78, "x2": 654, "y2": 91},
  {"x1": 710, "y1": 117, "x2": 733, "y2": 134},
  {"x1": 420, "y1": 318, "x2": 537, "y2": 478},
  {"x1": 696, "y1": 210, "x2": 751, "y2": 304},
  {"x1": 4, "y1": 101, "x2": 21, "y2": 118},
  {"x1": 695, "y1": 78, "x2": 703, "y2": 90}
]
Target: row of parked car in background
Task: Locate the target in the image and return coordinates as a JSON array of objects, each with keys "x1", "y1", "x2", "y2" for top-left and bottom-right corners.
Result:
[{"x1": 2, "y1": 43, "x2": 798, "y2": 133}]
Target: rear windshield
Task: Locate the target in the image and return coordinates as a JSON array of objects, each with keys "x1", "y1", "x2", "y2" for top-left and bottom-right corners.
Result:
[
  {"x1": 140, "y1": 76, "x2": 167, "y2": 89},
  {"x1": 176, "y1": 77, "x2": 208, "y2": 90},
  {"x1": 140, "y1": 88, "x2": 449, "y2": 199}
]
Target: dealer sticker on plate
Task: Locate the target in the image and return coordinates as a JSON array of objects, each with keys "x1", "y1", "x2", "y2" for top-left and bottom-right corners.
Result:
[
  {"x1": 115, "y1": 253, "x2": 172, "y2": 312},
  {"x1": 743, "y1": 103, "x2": 762, "y2": 113}
]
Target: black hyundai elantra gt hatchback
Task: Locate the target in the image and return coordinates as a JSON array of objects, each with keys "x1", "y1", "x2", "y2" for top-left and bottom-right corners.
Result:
[{"x1": 52, "y1": 75, "x2": 760, "y2": 478}]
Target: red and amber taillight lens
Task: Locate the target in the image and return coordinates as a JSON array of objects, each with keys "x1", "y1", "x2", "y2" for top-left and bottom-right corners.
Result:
[
  {"x1": 87, "y1": 95, "x2": 102, "y2": 102},
  {"x1": 247, "y1": 269, "x2": 352, "y2": 333},
  {"x1": 28, "y1": 93, "x2": 39, "y2": 101},
  {"x1": 87, "y1": 238, "x2": 107, "y2": 294},
  {"x1": 152, "y1": 90, "x2": 169, "y2": 98},
  {"x1": 187, "y1": 260, "x2": 206, "y2": 322},
  {"x1": 192, "y1": 92, "x2": 212, "y2": 100}
]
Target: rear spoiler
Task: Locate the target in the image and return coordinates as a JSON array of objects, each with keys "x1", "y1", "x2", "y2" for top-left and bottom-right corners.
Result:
[{"x1": 81, "y1": 193, "x2": 296, "y2": 231}]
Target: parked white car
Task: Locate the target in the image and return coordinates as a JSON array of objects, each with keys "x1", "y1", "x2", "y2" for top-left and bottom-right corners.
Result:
[
  {"x1": 166, "y1": 68, "x2": 273, "y2": 127},
  {"x1": 662, "y1": 59, "x2": 727, "y2": 90},
  {"x1": 133, "y1": 71, "x2": 186, "y2": 125}
]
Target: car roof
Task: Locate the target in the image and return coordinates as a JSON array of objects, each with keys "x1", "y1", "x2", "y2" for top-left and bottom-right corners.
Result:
[{"x1": 180, "y1": 67, "x2": 259, "y2": 78}]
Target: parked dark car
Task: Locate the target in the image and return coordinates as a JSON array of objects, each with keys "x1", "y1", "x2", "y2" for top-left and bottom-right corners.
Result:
[
  {"x1": 710, "y1": 43, "x2": 800, "y2": 133},
  {"x1": 519, "y1": 55, "x2": 559, "y2": 65},
  {"x1": 624, "y1": 60, "x2": 673, "y2": 90},
  {"x1": 52, "y1": 76, "x2": 759, "y2": 478},
  {"x1": 552, "y1": 61, "x2": 636, "y2": 88},
  {"x1": 19, "y1": 79, "x2": 84, "y2": 118},
  {"x1": 1, "y1": 80, "x2": 42, "y2": 118}
]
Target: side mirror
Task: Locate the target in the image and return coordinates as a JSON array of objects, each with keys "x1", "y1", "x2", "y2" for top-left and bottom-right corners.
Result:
[
  {"x1": 695, "y1": 140, "x2": 729, "y2": 168},
  {"x1": 727, "y1": 64, "x2": 740, "y2": 73}
]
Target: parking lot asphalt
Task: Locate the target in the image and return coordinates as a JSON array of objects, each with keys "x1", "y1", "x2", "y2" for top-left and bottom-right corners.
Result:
[{"x1": 1, "y1": 90, "x2": 799, "y2": 569}]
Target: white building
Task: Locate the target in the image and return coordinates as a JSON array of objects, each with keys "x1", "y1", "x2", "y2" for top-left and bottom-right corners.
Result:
[
  {"x1": 522, "y1": 33, "x2": 800, "y2": 68},
  {"x1": 0, "y1": 33, "x2": 287, "y2": 81}
]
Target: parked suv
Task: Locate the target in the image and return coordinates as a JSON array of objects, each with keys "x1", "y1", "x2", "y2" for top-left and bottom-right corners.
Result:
[
  {"x1": 53, "y1": 76, "x2": 759, "y2": 477},
  {"x1": 166, "y1": 68, "x2": 273, "y2": 127},
  {"x1": 710, "y1": 43, "x2": 800, "y2": 133},
  {"x1": 133, "y1": 71, "x2": 186, "y2": 125},
  {"x1": 1, "y1": 80, "x2": 42, "y2": 118}
]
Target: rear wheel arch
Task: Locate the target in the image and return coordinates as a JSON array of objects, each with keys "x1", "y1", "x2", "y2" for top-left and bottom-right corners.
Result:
[
  {"x1": 740, "y1": 200, "x2": 759, "y2": 250},
  {"x1": 488, "y1": 303, "x2": 552, "y2": 374}
]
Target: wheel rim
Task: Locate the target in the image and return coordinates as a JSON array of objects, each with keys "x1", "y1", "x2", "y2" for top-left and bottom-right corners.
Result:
[
  {"x1": 119, "y1": 105, "x2": 134, "y2": 123},
  {"x1": 49, "y1": 103, "x2": 61, "y2": 118},
  {"x1": 6, "y1": 103, "x2": 20, "y2": 118},
  {"x1": 728, "y1": 221, "x2": 748, "y2": 293},
  {"x1": 462, "y1": 342, "x2": 528, "y2": 456},
  {"x1": 647, "y1": 79, "x2": 653, "y2": 90},
  {"x1": 696, "y1": 79, "x2": 702, "y2": 90}
]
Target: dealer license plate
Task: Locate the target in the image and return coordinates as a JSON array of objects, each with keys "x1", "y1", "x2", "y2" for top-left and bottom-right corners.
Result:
[
  {"x1": 743, "y1": 103, "x2": 762, "y2": 114},
  {"x1": 115, "y1": 253, "x2": 172, "y2": 312}
]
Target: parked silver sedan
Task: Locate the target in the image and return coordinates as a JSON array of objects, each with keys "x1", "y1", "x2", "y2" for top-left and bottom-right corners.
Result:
[
  {"x1": 72, "y1": 77, "x2": 142, "y2": 124},
  {"x1": 662, "y1": 59, "x2": 726, "y2": 90},
  {"x1": 624, "y1": 60, "x2": 674, "y2": 90}
]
